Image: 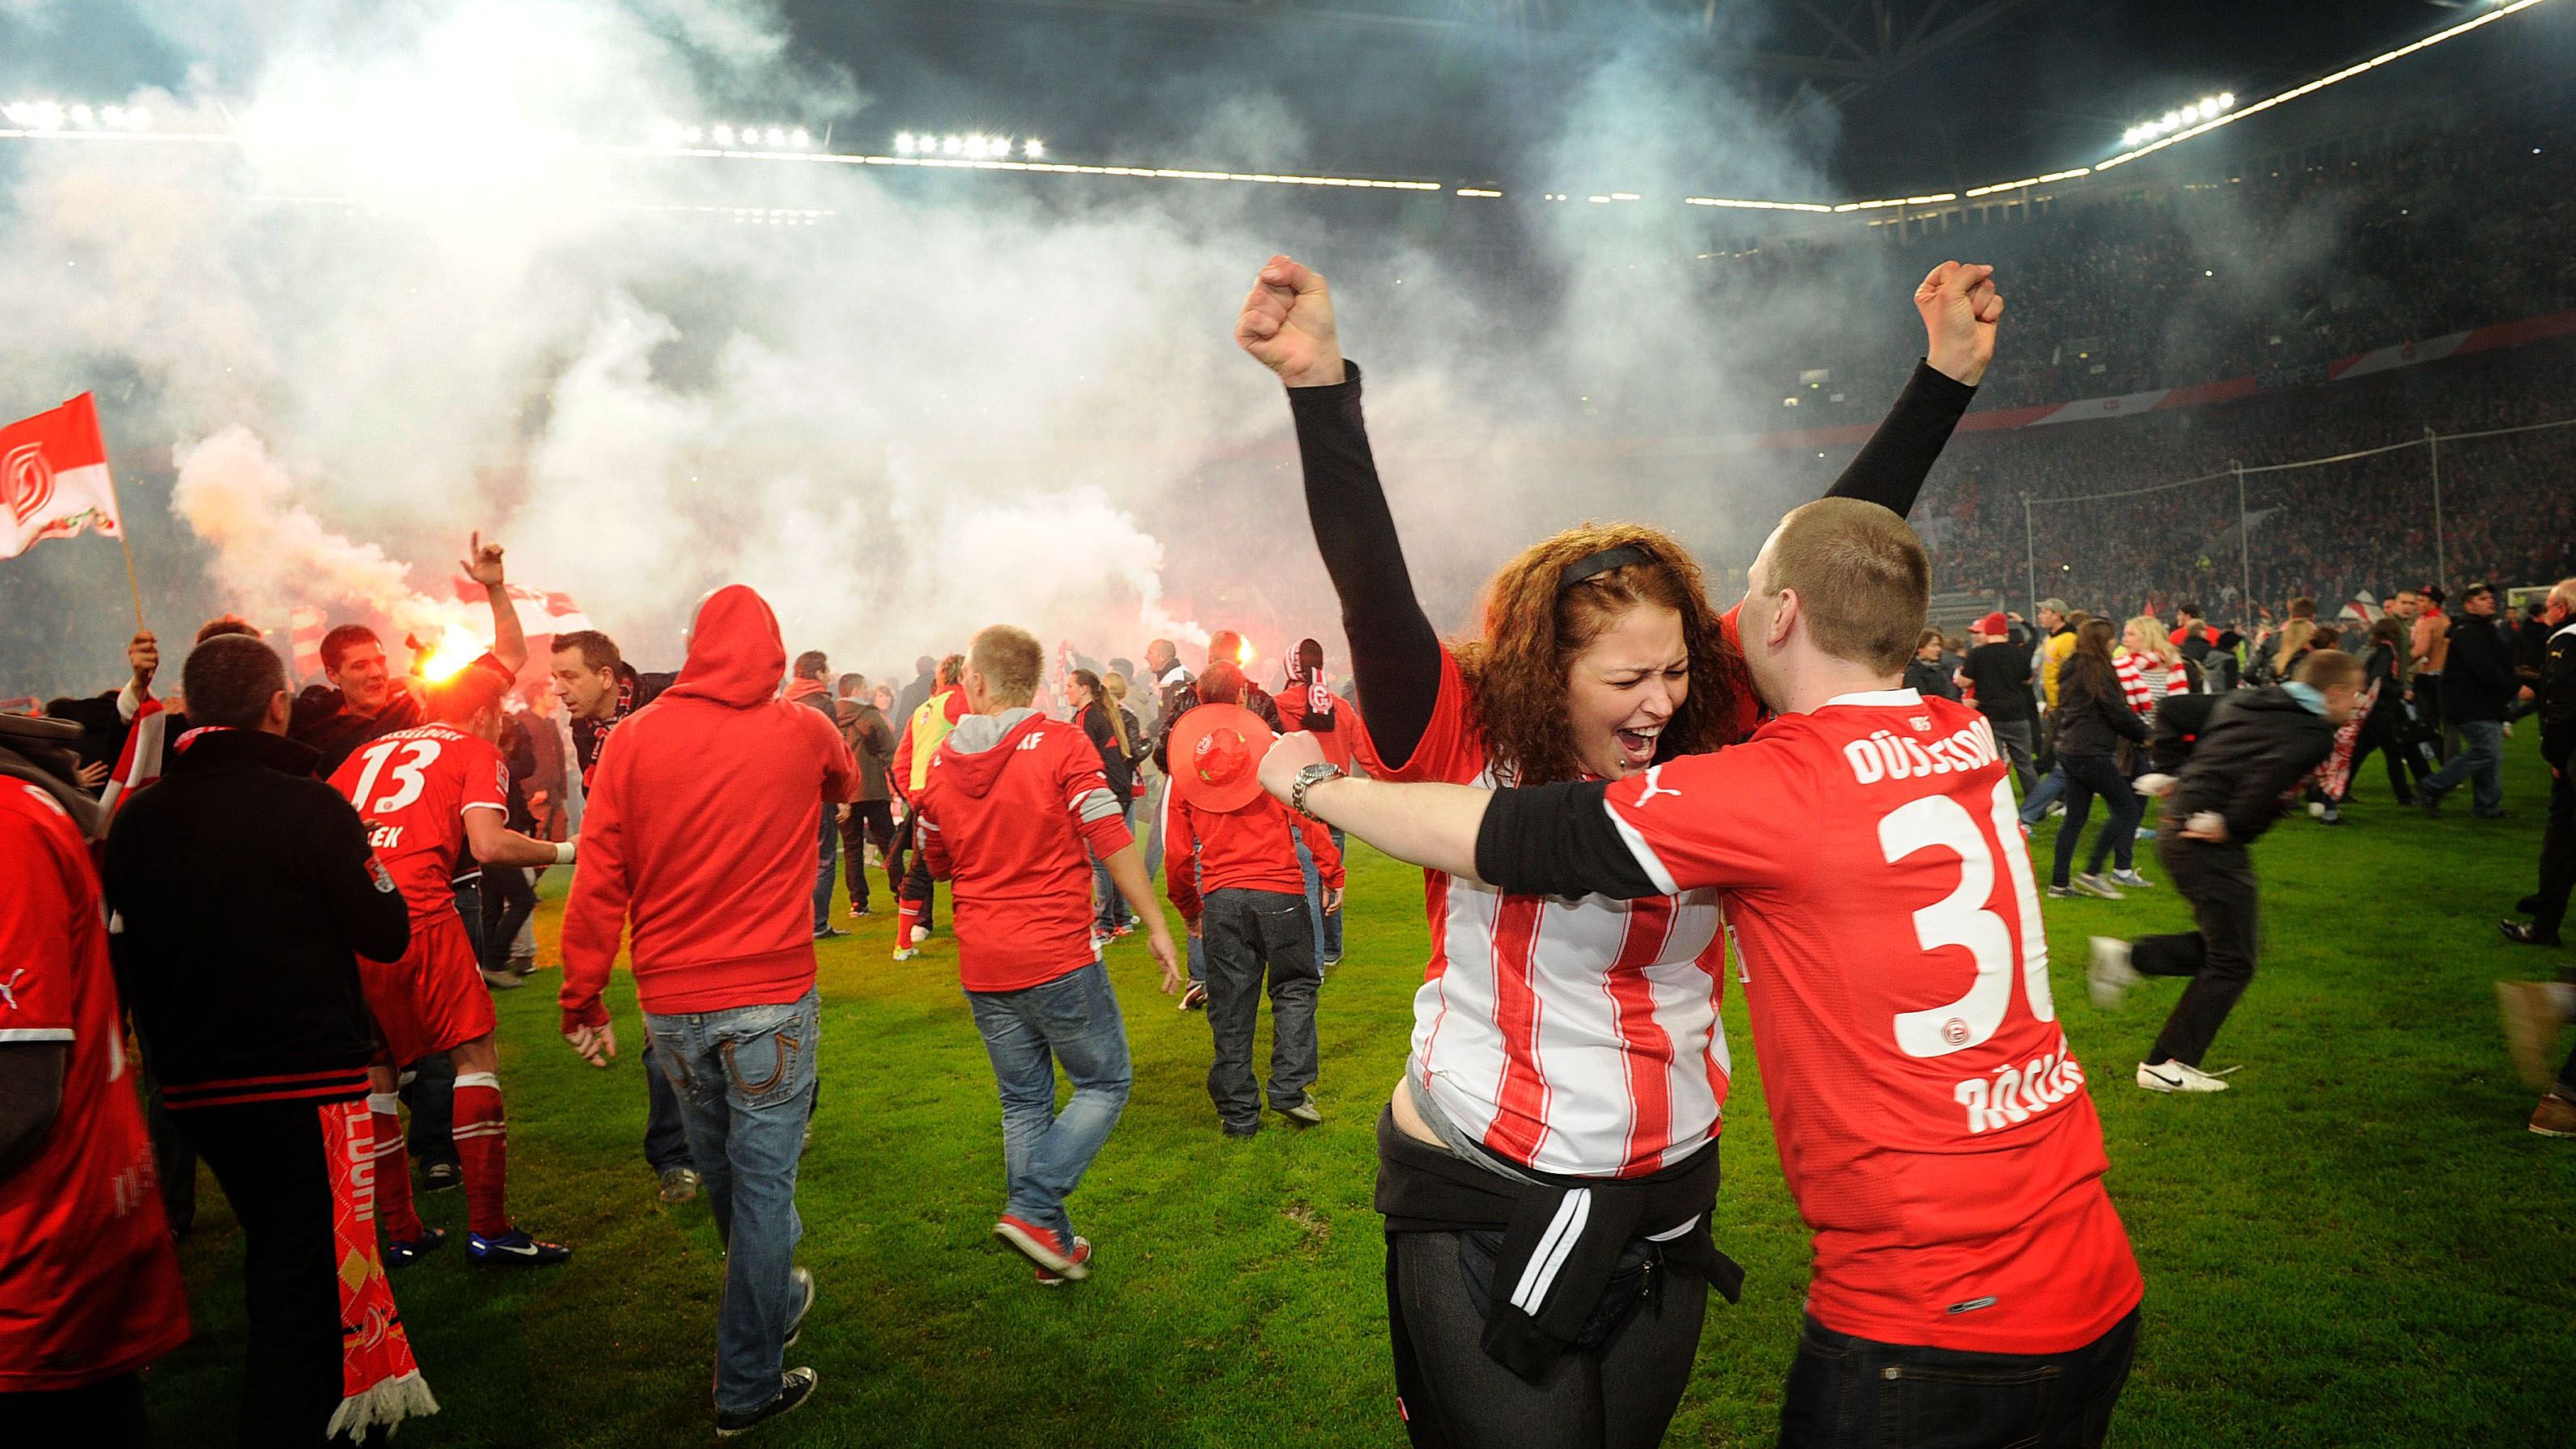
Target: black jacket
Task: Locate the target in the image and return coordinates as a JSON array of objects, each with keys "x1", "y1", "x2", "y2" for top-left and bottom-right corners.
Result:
[
  {"x1": 2148, "y1": 692, "x2": 2220, "y2": 776},
  {"x1": 103, "y1": 728, "x2": 409, "y2": 1108},
  {"x1": 2052, "y1": 662, "x2": 2149, "y2": 757},
  {"x1": 2163, "y1": 687, "x2": 2338, "y2": 845},
  {"x1": 570, "y1": 662, "x2": 677, "y2": 777},
  {"x1": 1960, "y1": 642, "x2": 2034, "y2": 722},
  {"x1": 1078, "y1": 702, "x2": 1144, "y2": 806},
  {"x1": 2440, "y1": 612, "x2": 2516, "y2": 724},
  {"x1": 1903, "y1": 658, "x2": 1961, "y2": 702},
  {"x1": 2540, "y1": 622, "x2": 2576, "y2": 771}
]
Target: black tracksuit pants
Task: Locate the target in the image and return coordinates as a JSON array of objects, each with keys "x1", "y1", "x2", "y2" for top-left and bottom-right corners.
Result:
[
  {"x1": 174, "y1": 1098, "x2": 388, "y2": 1449},
  {"x1": 2531, "y1": 773, "x2": 2576, "y2": 938},
  {"x1": 2129, "y1": 836, "x2": 2260, "y2": 1068}
]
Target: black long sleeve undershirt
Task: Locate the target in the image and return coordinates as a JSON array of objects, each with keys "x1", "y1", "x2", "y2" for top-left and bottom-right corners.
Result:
[
  {"x1": 1289, "y1": 359, "x2": 1979, "y2": 774},
  {"x1": 1475, "y1": 779, "x2": 1659, "y2": 901}
]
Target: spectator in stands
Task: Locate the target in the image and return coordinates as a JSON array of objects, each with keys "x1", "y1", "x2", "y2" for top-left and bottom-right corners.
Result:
[
  {"x1": 1961, "y1": 611, "x2": 2038, "y2": 795},
  {"x1": 2048, "y1": 619, "x2": 2151, "y2": 899},
  {"x1": 2420, "y1": 583, "x2": 2515, "y2": 820}
]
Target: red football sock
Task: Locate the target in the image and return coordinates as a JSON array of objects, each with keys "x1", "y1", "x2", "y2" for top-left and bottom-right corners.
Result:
[
  {"x1": 369, "y1": 1094, "x2": 426, "y2": 1244},
  {"x1": 452, "y1": 1074, "x2": 511, "y2": 1239},
  {"x1": 895, "y1": 899, "x2": 922, "y2": 950}
]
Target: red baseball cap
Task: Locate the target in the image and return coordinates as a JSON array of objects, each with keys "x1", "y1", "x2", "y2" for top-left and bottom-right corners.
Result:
[
  {"x1": 1976, "y1": 612, "x2": 2009, "y2": 637},
  {"x1": 1167, "y1": 702, "x2": 1274, "y2": 814}
]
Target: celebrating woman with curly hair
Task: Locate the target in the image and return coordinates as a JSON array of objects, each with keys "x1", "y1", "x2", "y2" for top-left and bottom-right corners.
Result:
[{"x1": 1237, "y1": 252, "x2": 1999, "y2": 1447}]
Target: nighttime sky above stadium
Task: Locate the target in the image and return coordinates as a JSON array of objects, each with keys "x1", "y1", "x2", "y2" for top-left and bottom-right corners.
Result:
[{"x1": 783, "y1": 0, "x2": 2560, "y2": 195}]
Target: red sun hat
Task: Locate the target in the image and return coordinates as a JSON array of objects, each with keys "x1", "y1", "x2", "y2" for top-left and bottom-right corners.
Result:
[{"x1": 1167, "y1": 702, "x2": 1275, "y2": 814}]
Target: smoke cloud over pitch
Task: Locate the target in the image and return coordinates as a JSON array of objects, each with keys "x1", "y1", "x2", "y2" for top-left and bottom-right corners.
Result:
[{"x1": 0, "y1": 0, "x2": 1879, "y2": 691}]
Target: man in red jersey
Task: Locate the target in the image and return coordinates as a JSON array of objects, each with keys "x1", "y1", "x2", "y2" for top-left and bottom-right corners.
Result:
[
  {"x1": 916, "y1": 625, "x2": 1180, "y2": 1283},
  {"x1": 1266, "y1": 498, "x2": 2142, "y2": 1448},
  {"x1": 0, "y1": 714, "x2": 189, "y2": 1447},
  {"x1": 330, "y1": 667, "x2": 575, "y2": 1269}
]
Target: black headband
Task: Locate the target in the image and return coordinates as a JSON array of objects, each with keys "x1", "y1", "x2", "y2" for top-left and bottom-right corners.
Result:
[{"x1": 1558, "y1": 544, "x2": 1650, "y2": 592}]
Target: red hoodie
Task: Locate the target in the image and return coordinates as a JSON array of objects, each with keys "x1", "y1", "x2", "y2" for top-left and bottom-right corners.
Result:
[
  {"x1": 1163, "y1": 793, "x2": 1342, "y2": 924},
  {"x1": 559, "y1": 587, "x2": 858, "y2": 1030},
  {"x1": 916, "y1": 707, "x2": 1133, "y2": 994}
]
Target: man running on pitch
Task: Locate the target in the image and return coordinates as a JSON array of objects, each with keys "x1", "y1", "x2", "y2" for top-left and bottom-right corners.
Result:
[
  {"x1": 331, "y1": 663, "x2": 576, "y2": 1268},
  {"x1": 1260, "y1": 498, "x2": 2142, "y2": 1447}
]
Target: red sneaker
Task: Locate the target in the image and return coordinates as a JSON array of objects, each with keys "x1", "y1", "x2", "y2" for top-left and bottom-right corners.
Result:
[
  {"x1": 993, "y1": 1215, "x2": 1091, "y2": 1280},
  {"x1": 1033, "y1": 1239, "x2": 1093, "y2": 1286}
]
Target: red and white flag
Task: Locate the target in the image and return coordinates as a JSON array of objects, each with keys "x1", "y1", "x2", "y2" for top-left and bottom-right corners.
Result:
[
  {"x1": 447, "y1": 578, "x2": 595, "y2": 638},
  {"x1": 291, "y1": 605, "x2": 328, "y2": 682},
  {"x1": 1, "y1": 392, "x2": 122, "y2": 559}
]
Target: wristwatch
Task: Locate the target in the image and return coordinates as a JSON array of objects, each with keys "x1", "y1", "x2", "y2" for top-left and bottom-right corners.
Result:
[{"x1": 1290, "y1": 761, "x2": 1346, "y2": 819}]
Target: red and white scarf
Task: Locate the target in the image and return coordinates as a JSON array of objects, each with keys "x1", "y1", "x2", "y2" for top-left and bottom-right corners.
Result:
[{"x1": 324, "y1": 1099, "x2": 439, "y2": 1438}]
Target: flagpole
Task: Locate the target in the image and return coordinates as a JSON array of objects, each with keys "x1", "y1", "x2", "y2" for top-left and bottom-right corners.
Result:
[{"x1": 117, "y1": 532, "x2": 146, "y2": 633}]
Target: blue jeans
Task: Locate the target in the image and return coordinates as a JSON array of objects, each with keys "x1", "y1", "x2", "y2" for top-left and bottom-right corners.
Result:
[
  {"x1": 644, "y1": 988, "x2": 820, "y2": 1416},
  {"x1": 2421, "y1": 718, "x2": 2505, "y2": 815},
  {"x1": 964, "y1": 961, "x2": 1133, "y2": 1239},
  {"x1": 811, "y1": 808, "x2": 838, "y2": 934},
  {"x1": 2019, "y1": 763, "x2": 2068, "y2": 827},
  {"x1": 1295, "y1": 827, "x2": 1345, "y2": 961}
]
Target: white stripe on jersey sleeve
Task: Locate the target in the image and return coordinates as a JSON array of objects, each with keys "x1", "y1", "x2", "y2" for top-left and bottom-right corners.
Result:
[{"x1": 1605, "y1": 801, "x2": 1680, "y2": 896}]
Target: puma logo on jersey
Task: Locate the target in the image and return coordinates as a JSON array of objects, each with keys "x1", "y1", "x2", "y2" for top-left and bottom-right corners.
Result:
[
  {"x1": 1633, "y1": 765, "x2": 1682, "y2": 806},
  {"x1": 0, "y1": 968, "x2": 23, "y2": 1011}
]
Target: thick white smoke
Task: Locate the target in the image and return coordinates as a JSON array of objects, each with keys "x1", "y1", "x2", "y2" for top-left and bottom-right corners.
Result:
[{"x1": 0, "y1": 0, "x2": 1874, "y2": 692}]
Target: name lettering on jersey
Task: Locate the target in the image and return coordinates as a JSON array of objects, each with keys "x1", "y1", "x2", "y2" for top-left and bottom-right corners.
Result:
[
  {"x1": 1952, "y1": 1033, "x2": 2087, "y2": 1133},
  {"x1": 1018, "y1": 734, "x2": 1044, "y2": 752},
  {"x1": 1633, "y1": 765, "x2": 1682, "y2": 807},
  {"x1": 1841, "y1": 717, "x2": 2000, "y2": 786},
  {"x1": 366, "y1": 824, "x2": 406, "y2": 851}
]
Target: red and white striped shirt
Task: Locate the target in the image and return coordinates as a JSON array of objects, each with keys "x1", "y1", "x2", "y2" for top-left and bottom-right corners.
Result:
[
  {"x1": 1363, "y1": 647, "x2": 1732, "y2": 1178},
  {"x1": 2113, "y1": 650, "x2": 2188, "y2": 715}
]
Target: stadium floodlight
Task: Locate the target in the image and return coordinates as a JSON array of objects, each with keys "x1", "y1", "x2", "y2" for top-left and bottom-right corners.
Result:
[
  {"x1": 790, "y1": 128, "x2": 810, "y2": 148},
  {"x1": 894, "y1": 132, "x2": 916, "y2": 154},
  {"x1": 942, "y1": 134, "x2": 964, "y2": 155},
  {"x1": 68, "y1": 104, "x2": 93, "y2": 128},
  {"x1": 712, "y1": 123, "x2": 735, "y2": 146},
  {"x1": 2121, "y1": 92, "x2": 2235, "y2": 150},
  {"x1": 1023, "y1": 138, "x2": 1043, "y2": 159}
]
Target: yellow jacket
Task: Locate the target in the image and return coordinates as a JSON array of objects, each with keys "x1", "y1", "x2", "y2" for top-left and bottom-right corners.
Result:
[{"x1": 2040, "y1": 629, "x2": 2078, "y2": 708}]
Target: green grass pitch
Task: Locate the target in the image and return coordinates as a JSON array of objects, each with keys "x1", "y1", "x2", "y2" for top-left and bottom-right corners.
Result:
[{"x1": 145, "y1": 731, "x2": 2576, "y2": 1447}]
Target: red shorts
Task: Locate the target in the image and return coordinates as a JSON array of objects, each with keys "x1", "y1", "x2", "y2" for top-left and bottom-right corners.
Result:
[{"x1": 361, "y1": 910, "x2": 496, "y2": 1069}]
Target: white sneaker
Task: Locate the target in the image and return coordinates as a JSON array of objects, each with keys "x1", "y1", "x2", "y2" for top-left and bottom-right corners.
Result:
[
  {"x1": 2087, "y1": 937, "x2": 2140, "y2": 1009},
  {"x1": 2108, "y1": 869, "x2": 2153, "y2": 890},
  {"x1": 2072, "y1": 873, "x2": 2125, "y2": 900},
  {"x1": 2137, "y1": 1060, "x2": 2232, "y2": 1094},
  {"x1": 892, "y1": 947, "x2": 919, "y2": 962}
]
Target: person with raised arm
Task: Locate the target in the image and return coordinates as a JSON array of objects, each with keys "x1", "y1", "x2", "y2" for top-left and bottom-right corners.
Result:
[{"x1": 1233, "y1": 252, "x2": 1999, "y2": 1447}]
